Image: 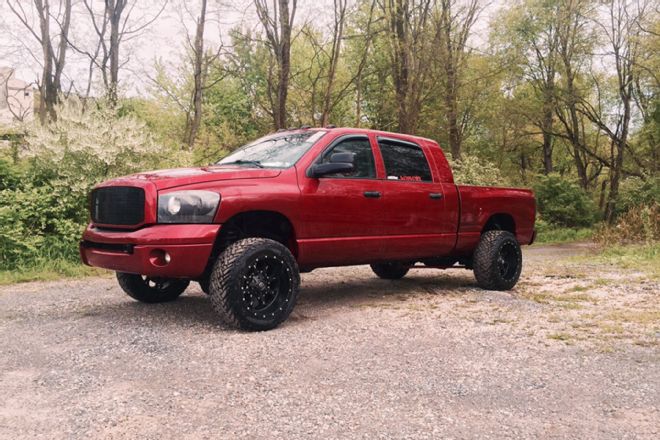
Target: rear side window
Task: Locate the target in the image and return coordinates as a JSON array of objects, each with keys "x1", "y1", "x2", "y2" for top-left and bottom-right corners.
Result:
[{"x1": 378, "y1": 139, "x2": 433, "y2": 182}]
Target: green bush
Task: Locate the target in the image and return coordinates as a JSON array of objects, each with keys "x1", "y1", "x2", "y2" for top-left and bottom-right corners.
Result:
[
  {"x1": 0, "y1": 158, "x2": 20, "y2": 190},
  {"x1": 533, "y1": 174, "x2": 597, "y2": 227},
  {"x1": 617, "y1": 176, "x2": 660, "y2": 215},
  {"x1": 0, "y1": 98, "x2": 175, "y2": 272},
  {"x1": 448, "y1": 154, "x2": 505, "y2": 186}
]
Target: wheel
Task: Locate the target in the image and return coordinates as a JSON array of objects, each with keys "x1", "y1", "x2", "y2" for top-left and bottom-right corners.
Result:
[
  {"x1": 370, "y1": 262, "x2": 410, "y2": 280},
  {"x1": 208, "y1": 238, "x2": 300, "y2": 331},
  {"x1": 473, "y1": 230, "x2": 522, "y2": 290},
  {"x1": 116, "y1": 272, "x2": 189, "y2": 303}
]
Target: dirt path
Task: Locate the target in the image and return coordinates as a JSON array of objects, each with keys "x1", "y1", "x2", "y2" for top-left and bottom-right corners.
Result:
[{"x1": 0, "y1": 244, "x2": 658, "y2": 439}]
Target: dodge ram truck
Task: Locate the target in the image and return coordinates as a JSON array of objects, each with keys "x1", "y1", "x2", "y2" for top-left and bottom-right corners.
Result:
[{"x1": 81, "y1": 127, "x2": 536, "y2": 331}]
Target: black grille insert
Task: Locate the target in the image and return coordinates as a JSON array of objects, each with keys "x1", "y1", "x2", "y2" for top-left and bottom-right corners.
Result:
[{"x1": 91, "y1": 186, "x2": 145, "y2": 226}]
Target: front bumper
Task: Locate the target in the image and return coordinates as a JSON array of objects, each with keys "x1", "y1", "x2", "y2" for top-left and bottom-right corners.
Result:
[{"x1": 80, "y1": 224, "x2": 220, "y2": 278}]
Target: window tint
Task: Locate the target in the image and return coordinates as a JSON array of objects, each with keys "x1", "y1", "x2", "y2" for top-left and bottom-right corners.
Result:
[
  {"x1": 320, "y1": 138, "x2": 376, "y2": 178},
  {"x1": 378, "y1": 140, "x2": 432, "y2": 182}
]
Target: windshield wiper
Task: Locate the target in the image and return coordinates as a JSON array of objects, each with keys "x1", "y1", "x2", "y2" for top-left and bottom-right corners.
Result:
[{"x1": 219, "y1": 160, "x2": 264, "y2": 168}]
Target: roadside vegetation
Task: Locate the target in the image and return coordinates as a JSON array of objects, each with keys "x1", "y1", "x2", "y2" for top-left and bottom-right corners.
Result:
[{"x1": 0, "y1": 0, "x2": 657, "y2": 283}]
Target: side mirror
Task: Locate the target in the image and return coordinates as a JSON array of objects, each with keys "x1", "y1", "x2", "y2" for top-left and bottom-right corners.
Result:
[{"x1": 307, "y1": 153, "x2": 355, "y2": 178}]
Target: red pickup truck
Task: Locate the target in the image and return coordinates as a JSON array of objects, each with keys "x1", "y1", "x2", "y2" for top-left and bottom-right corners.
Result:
[{"x1": 81, "y1": 127, "x2": 535, "y2": 330}]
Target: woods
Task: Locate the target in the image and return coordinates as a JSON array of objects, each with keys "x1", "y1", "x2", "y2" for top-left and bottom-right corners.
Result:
[{"x1": 0, "y1": 0, "x2": 658, "y2": 275}]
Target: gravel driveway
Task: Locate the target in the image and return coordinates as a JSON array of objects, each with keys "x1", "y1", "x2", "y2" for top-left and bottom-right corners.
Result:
[{"x1": 0, "y1": 243, "x2": 658, "y2": 439}]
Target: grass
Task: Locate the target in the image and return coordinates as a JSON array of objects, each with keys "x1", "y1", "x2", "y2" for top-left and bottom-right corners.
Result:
[
  {"x1": 0, "y1": 259, "x2": 109, "y2": 285},
  {"x1": 575, "y1": 243, "x2": 660, "y2": 279},
  {"x1": 535, "y1": 225, "x2": 594, "y2": 244}
]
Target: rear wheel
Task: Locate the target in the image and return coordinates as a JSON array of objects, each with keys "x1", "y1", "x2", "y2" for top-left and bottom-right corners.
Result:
[
  {"x1": 116, "y1": 272, "x2": 189, "y2": 303},
  {"x1": 473, "y1": 231, "x2": 522, "y2": 290},
  {"x1": 370, "y1": 262, "x2": 410, "y2": 280},
  {"x1": 208, "y1": 238, "x2": 300, "y2": 331}
]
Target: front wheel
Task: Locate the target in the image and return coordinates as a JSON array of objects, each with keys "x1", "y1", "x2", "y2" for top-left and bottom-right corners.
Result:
[
  {"x1": 473, "y1": 231, "x2": 522, "y2": 290},
  {"x1": 208, "y1": 238, "x2": 300, "y2": 331},
  {"x1": 116, "y1": 272, "x2": 189, "y2": 303}
]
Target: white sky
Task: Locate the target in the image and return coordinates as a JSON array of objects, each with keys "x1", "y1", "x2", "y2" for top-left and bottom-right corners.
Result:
[{"x1": 0, "y1": 0, "x2": 504, "y2": 96}]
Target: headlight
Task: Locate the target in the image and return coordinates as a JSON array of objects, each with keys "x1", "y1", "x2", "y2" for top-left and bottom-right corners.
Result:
[{"x1": 157, "y1": 190, "x2": 220, "y2": 223}]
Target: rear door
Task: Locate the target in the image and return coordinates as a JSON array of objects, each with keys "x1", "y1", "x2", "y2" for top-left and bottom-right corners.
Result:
[{"x1": 376, "y1": 137, "x2": 456, "y2": 259}]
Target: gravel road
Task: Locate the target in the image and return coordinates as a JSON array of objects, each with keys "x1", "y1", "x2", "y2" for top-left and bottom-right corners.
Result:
[{"x1": 0, "y1": 243, "x2": 658, "y2": 439}]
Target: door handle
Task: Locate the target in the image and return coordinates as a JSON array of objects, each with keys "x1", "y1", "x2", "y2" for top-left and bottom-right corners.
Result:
[
  {"x1": 429, "y1": 193, "x2": 443, "y2": 199},
  {"x1": 363, "y1": 191, "x2": 381, "y2": 198}
]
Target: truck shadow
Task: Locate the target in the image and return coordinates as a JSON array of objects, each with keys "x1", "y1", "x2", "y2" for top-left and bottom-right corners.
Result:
[{"x1": 85, "y1": 271, "x2": 478, "y2": 329}]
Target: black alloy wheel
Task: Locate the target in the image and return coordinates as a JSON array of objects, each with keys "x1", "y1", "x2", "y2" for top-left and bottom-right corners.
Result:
[
  {"x1": 209, "y1": 238, "x2": 300, "y2": 331},
  {"x1": 473, "y1": 230, "x2": 523, "y2": 290}
]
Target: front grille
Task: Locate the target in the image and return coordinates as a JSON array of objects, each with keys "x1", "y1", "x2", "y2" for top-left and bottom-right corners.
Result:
[{"x1": 91, "y1": 186, "x2": 145, "y2": 226}]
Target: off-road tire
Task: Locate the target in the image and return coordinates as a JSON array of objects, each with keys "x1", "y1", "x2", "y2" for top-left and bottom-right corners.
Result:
[
  {"x1": 473, "y1": 231, "x2": 522, "y2": 290},
  {"x1": 208, "y1": 238, "x2": 300, "y2": 331},
  {"x1": 116, "y1": 272, "x2": 189, "y2": 303},
  {"x1": 370, "y1": 262, "x2": 410, "y2": 280}
]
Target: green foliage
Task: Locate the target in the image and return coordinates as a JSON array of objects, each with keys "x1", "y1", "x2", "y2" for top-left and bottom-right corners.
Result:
[
  {"x1": 533, "y1": 174, "x2": 597, "y2": 227},
  {"x1": 616, "y1": 176, "x2": 660, "y2": 215},
  {"x1": 0, "y1": 158, "x2": 20, "y2": 190},
  {"x1": 448, "y1": 154, "x2": 505, "y2": 186},
  {"x1": 0, "y1": 98, "x2": 168, "y2": 272}
]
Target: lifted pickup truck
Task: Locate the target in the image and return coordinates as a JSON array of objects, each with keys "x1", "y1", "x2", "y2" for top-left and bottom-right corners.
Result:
[{"x1": 81, "y1": 127, "x2": 535, "y2": 330}]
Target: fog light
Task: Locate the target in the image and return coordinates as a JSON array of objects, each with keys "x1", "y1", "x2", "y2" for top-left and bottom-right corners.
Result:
[{"x1": 149, "y1": 249, "x2": 171, "y2": 267}]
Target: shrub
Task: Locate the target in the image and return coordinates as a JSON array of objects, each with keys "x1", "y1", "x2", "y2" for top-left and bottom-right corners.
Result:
[
  {"x1": 533, "y1": 174, "x2": 597, "y2": 227},
  {"x1": 0, "y1": 98, "x2": 172, "y2": 271},
  {"x1": 617, "y1": 176, "x2": 660, "y2": 215},
  {"x1": 0, "y1": 158, "x2": 20, "y2": 190},
  {"x1": 594, "y1": 204, "x2": 659, "y2": 245},
  {"x1": 448, "y1": 154, "x2": 504, "y2": 186}
]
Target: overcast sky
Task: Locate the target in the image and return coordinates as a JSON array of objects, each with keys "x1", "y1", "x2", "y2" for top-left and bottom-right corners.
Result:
[{"x1": 0, "y1": 0, "x2": 503, "y2": 96}]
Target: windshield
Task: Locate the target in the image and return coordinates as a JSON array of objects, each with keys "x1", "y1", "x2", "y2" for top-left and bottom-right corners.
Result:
[{"x1": 216, "y1": 130, "x2": 327, "y2": 169}]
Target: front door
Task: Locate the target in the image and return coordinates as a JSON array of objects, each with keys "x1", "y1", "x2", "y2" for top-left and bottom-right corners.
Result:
[{"x1": 297, "y1": 135, "x2": 385, "y2": 267}]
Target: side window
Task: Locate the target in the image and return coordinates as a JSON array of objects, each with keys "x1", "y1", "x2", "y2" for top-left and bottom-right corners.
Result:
[
  {"x1": 320, "y1": 138, "x2": 376, "y2": 178},
  {"x1": 378, "y1": 140, "x2": 433, "y2": 182}
]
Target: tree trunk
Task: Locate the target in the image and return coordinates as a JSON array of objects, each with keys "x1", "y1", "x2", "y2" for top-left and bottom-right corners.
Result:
[
  {"x1": 255, "y1": 0, "x2": 296, "y2": 130},
  {"x1": 276, "y1": 0, "x2": 292, "y2": 129},
  {"x1": 320, "y1": 0, "x2": 347, "y2": 127},
  {"x1": 541, "y1": 78, "x2": 555, "y2": 174},
  {"x1": 107, "y1": 0, "x2": 127, "y2": 105},
  {"x1": 186, "y1": 0, "x2": 207, "y2": 149}
]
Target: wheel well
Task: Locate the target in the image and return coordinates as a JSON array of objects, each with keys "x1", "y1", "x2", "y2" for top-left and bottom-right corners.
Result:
[
  {"x1": 482, "y1": 214, "x2": 516, "y2": 235},
  {"x1": 215, "y1": 210, "x2": 296, "y2": 254},
  {"x1": 200, "y1": 211, "x2": 296, "y2": 282}
]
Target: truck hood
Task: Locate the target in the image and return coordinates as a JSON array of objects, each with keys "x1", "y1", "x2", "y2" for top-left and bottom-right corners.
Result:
[{"x1": 119, "y1": 166, "x2": 282, "y2": 190}]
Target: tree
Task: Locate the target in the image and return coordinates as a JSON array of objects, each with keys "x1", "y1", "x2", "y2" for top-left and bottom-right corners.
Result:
[
  {"x1": 496, "y1": 0, "x2": 562, "y2": 173},
  {"x1": 320, "y1": 0, "x2": 349, "y2": 126},
  {"x1": 6, "y1": 0, "x2": 72, "y2": 122},
  {"x1": 68, "y1": 0, "x2": 166, "y2": 105},
  {"x1": 186, "y1": 0, "x2": 208, "y2": 148},
  {"x1": 436, "y1": 0, "x2": 480, "y2": 160},
  {"x1": 254, "y1": 0, "x2": 297, "y2": 129},
  {"x1": 553, "y1": 0, "x2": 596, "y2": 188},
  {"x1": 380, "y1": 0, "x2": 435, "y2": 133},
  {"x1": 577, "y1": 0, "x2": 651, "y2": 222}
]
